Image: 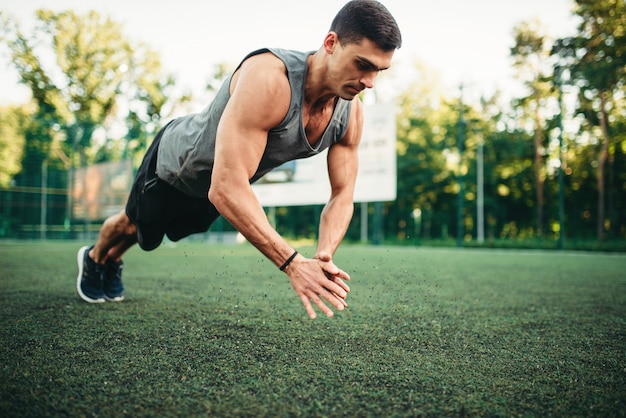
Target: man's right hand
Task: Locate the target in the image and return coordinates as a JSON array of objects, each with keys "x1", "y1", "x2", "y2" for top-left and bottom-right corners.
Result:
[{"x1": 284, "y1": 254, "x2": 351, "y2": 319}]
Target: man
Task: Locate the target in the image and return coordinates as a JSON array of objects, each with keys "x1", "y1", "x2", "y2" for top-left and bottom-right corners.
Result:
[{"x1": 76, "y1": 0, "x2": 402, "y2": 319}]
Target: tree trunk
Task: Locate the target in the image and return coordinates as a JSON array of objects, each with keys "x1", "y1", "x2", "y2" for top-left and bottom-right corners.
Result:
[
  {"x1": 596, "y1": 91, "x2": 610, "y2": 241},
  {"x1": 608, "y1": 136, "x2": 616, "y2": 239},
  {"x1": 534, "y1": 117, "x2": 544, "y2": 236}
]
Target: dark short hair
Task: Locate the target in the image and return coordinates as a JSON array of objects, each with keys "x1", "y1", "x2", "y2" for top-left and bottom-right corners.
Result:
[{"x1": 330, "y1": 0, "x2": 402, "y2": 51}]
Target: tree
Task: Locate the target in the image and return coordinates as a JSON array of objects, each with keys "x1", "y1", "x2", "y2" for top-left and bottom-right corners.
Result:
[
  {"x1": 554, "y1": 0, "x2": 626, "y2": 240},
  {"x1": 0, "y1": 9, "x2": 179, "y2": 233},
  {"x1": 392, "y1": 61, "x2": 456, "y2": 241},
  {"x1": 1, "y1": 9, "x2": 177, "y2": 166},
  {"x1": 0, "y1": 105, "x2": 27, "y2": 188},
  {"x1": 510, "y1": 20, "x2": 558, "y2": 237}
]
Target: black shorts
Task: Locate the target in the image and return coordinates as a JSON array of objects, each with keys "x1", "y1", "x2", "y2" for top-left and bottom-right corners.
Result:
[{"x1": 125, "y1": 124, "x2": 221, "y2": 251}]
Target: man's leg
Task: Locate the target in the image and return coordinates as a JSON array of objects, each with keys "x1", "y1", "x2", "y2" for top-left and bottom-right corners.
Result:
[
  {"x1": 77, "y1": 120, "x2": 171, "y2": 303},
  {"x1": 90, "y1": 210, "x2": 138, "y2": 264},
  {"x1": 77, "y1": 210, "x2": 137, "y2": 303}
]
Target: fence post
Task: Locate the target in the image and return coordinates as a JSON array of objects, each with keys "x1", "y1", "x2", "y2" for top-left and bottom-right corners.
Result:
[{"x1": 40, "y1": 160, "x2": 47, "y2": 240}]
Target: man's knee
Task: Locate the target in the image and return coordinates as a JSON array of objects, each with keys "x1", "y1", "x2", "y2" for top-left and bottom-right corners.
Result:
[
  {"x1": 119, "y1": 211, "x2": 137, "y2": 236},
  {"x1": 105, "y1": 210, "x2": 136, "y2": 236}
]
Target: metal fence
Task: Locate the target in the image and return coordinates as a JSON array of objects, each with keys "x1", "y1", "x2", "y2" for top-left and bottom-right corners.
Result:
[
  {"x1": 1, "y1": 159, "x2": 128, "y2": 240},
  {"x1": 0, "y1": 158, "x2": 241, "y2": 243}
]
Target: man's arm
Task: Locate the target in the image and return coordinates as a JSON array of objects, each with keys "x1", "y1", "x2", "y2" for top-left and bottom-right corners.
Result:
[
  {"x1": 209, "y1": 53, "x2": 291, "y2": 265},
  {"x1": 316, "y1": 99, "x2": 363, "y2": 260},
  {"x1": 208, "y1": 53, "x2": 349, "y2": 319}
]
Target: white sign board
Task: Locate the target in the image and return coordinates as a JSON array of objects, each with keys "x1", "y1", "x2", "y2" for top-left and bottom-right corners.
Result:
[{"x1": 252, "y1": 103, "x2": 397, "y2": 206}]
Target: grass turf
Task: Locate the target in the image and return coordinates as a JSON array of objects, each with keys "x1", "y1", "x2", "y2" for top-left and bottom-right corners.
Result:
[{"x1": 0, "y1": 241, "x2": 624, "y2": 417}]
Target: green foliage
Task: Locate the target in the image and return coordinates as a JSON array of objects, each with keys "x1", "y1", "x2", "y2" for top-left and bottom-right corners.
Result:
[
  {"x1": 390, "y1": 70, "x2": 457, "y2": 241},
  {"x1": 0, "y1": 105, "x2": 27, "y2": 187},
  {"x1": 1, "y1": 9, "x2": 177, "y2": 169},
  {"x1": 552, "y1": 0, "x2": 626, "y2": 240},
  {"x1": 571, "y1": 0, "x2": 626, "y2": 92},
  {"x1": 1, "y1": 2, "x2": 625, "y2": 244},
  {"x1": 0, "y1": 9, "x2": 188, "y2": 235},
  {"x1": 510, "y1": 19, "x2": 558, "y2": 236},
  {"x1": 1, "y1": 242, "x2": 625, "y2": 416}
]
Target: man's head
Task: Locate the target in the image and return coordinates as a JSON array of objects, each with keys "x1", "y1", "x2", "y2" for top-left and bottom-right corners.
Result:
[
  {"x1": 320, "y1": 1, "x2": 401, "y2": 100},
  {"x1": 330, "y1": 0, "x2": 402, "y2": 52}
]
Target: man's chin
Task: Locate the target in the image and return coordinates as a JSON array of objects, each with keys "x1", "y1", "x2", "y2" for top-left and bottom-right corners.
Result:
[{"x1": 340, "y1": 91, "x2": 360, "y2": 100}]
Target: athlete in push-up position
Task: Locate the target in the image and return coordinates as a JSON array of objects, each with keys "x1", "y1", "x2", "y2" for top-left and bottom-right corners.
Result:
[{"x1": 76, "y1": 0, "x2": 402, "y2": 319}]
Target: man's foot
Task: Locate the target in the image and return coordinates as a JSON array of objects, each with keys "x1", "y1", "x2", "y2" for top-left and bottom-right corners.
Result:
[
  {"x1": 104, "y1": 259, "x2": 125, "y2": 302},
  {"x1": 76, "y1": 246, "x2": 105, "y2": 303}
]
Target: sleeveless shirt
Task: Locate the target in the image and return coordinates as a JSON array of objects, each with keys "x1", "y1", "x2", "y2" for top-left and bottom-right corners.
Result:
[{"x1": 155, "y1": 48, "x2": 353, "y2": 198}]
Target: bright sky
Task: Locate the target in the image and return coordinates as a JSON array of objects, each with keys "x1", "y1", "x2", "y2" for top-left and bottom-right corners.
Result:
[{"x1": 0, "y1": 0, "x2": 580, "y2": 107}]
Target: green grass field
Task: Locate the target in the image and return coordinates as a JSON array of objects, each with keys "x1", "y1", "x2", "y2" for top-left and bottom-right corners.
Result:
[{"x1": 1, "y1": 241, "x2": 625, "y2": 417}]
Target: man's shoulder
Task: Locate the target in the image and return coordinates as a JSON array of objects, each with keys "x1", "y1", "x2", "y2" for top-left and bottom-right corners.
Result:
[
  {"x1": 240, "y1": 48, "x2": 309, "y2": 67},
  {"x1": 265, "y1": 48, "x2": 311, "y2": 62},
  {"x1": 235, "y1": 54, "x2": 291, "y2": 99},
  {"x1": 240, "y1": 51, "x2": 286, "y2": 71},
  {"x1": 236, "y1": 48, "x2": 309, "y2": 100}
]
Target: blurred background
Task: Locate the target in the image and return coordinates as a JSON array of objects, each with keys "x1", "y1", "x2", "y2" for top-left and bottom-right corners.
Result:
[{"x1": 0, "y1": 0, "x2": 624, "y2": 251}]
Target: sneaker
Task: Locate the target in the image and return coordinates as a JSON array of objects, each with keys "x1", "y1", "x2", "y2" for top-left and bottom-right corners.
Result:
[
  {"x1": 104, "y1": 259, "x2": 125, "y2": 302},
  {"x1": 76, "y1": 246, "x2": 105, "y2": 303}
]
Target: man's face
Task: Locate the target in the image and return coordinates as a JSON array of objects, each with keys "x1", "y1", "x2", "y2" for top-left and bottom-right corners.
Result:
[{"x1": 327, "y1": 37, "x2": 395, "y2": 100}]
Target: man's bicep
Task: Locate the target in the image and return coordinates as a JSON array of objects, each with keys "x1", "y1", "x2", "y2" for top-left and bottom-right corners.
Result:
[
  {"x1": 213, "y1": 59, "x2": 290, "y2": 179},
  {"x1": 327, "y1": 98, "x2": 363, "y2": 192},
  {"x1": 327, "y1": 142, "x2": 359, "y2": 194},
  {"x1": 214, "y1": 107, "x2": 268, "y2": 180}
]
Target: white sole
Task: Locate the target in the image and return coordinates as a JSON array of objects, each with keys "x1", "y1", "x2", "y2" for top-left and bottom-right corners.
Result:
[{"x1": 76, "y1": 246, "x2": 105, "y2": 303}]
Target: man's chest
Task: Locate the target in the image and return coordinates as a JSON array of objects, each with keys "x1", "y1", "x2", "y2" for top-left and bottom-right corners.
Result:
[{"x1": 302, "y1": 100, "x2": 337, "y2": 146}]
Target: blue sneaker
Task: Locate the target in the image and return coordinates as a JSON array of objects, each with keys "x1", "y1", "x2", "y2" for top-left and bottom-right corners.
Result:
[
  {"x1": 104, "y1": 259, "x2": 125, "y2": 302},
  {"x1": 76, "y1": 246, "x2": 105, "y2": 303}
]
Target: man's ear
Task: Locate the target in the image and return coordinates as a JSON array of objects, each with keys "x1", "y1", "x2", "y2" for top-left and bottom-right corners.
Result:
[{"x1": 323, "y1": 32, "x2": 340, "y2": 54}]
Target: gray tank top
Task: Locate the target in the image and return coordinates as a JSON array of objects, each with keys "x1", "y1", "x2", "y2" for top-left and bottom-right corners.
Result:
[{"x1": 155, "y1": 47, "x2": 353, "y2": 198}]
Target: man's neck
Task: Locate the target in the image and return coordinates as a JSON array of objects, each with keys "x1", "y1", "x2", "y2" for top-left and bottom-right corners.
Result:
[{"x1": 304, "y1": 49, "x2": 338, "y2": 110}]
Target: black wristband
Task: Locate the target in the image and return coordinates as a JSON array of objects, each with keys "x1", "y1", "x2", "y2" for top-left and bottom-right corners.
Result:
[{"x1": 279, "y1": 250, "x2": 298, "y2": 271}]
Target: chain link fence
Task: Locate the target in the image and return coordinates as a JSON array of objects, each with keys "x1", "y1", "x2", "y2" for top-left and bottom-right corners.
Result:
[
  {"x1": 0, "y1": 159, "x2": 240, "y2": 243},
  {"x1": 1, "y1": 160, "x2": 131, "y2": 240}
]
